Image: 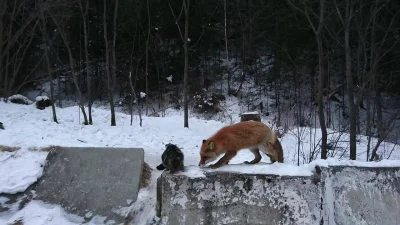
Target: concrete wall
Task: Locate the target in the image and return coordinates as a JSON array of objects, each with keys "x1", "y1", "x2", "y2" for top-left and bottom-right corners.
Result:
[
  {"x1": 321, "y1": 166, "x2": 400, "y2": 225},
  {"x1": 157, "y1": 166, "x2": 400, "y2": 225}
]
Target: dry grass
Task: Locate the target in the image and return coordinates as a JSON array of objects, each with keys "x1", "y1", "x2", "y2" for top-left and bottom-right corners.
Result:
[
  {"x1": 123, "y1": 214, "x2": 134, "y2": 225},
  {"x1": 0, "y1": 145, "x2": 20, "y2": 152},
  {"x1": 140, "y1": 161, "x2": 152, "y2": 189},
  {"x1": 8, "y1": 219, "x2": 23, "y2": 225},
  {"x1": 0, "y1": 145, "x2": 61, "y2": 153},
  {"x1": 123, "y1": 162, "x2": 153, "y2": 224},
  {"x1": 28, "y1": 145, "x2": 61, "y2": 152}
]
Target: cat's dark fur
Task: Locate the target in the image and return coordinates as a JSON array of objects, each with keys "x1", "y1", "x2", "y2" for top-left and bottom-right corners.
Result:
[{"x1": 156, "y1": 143, "x2": 184, "y2": 173}]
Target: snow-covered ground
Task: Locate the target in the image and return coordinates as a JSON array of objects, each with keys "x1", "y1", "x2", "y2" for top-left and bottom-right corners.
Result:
[{"x1": 0, "y1": 100, "x2": 400, "y2": 225}]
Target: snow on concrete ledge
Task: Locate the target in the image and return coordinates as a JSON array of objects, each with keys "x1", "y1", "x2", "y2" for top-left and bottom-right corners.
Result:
[
  {"x1": 157, "y1": 161, "x2": 400, "y2": 225},
  {"x1": 175, "y1": 158, "x2": 400, "y2": 179}
]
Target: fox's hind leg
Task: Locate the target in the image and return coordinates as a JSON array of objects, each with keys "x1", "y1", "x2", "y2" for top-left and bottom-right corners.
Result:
[
  {"x1": 259, "y1": 143, "x2": 279, "y2": 163},
  {"x1": 244, "y1": 148, "x2": 262, "y2": 164},
  {"x1": 266, "y1": 154, "x2": 276, "y2": 163}
]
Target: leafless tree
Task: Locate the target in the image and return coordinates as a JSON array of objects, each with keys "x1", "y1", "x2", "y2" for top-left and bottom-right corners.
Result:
[
  {"x1": 49, "y1": 7, "x2": 89, "y2": 125},
  {"x1": 78, "y1": 0, "x2": 93, "y2": 124},
  {"x1": 224, "y1": 0, "x2": 230, "y2": 95},
  {"x1": 333, "y1": 0, "x2": 358, "y2": 160},
  {"x1": 0, "y1": 1, "x2": 7, "y2": 95},
  {"x1": 144, "y1": 0, "x2": 151, "y2": 115},
  {"x1": 1, "y1": 0, "x2": 41, "y2": 102},
  {"x1": 129, "y1": 72, "x2": 143, "y2": 127},
  {"x1": 111, "y1": 0, "x2": 118, "y2": 126},
  {"x1": 287, "y1": 0, "x2": 328, "y2": 159},
  {"x1": 102, "y1": 0, "x2": 117, "y2": 126},
  {"x1": 369, "y1": 109, "x2": 400, "y2": 161},
  {"x1": 168, "y1": 0, "x2": 190, "y2": 128},
  {"x1": 39, "y1": 0, "x2": 58, "y2": 123},
  {"x1": 0, "y1": 0, "x2": 42, "y2": 64},
  {"x1": 183, "y1": 0, "x2": 190, "y2": 128}
]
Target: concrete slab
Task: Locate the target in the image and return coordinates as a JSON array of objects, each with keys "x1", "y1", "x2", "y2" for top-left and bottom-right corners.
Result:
[
  {"x1": 320, "y1": 166, "x2": 400, "y2": 225},
  {"x1": 158, "y1": 170, "x2": 321, "y2": 225},
  {"x1": 34, "y1": 147, "x2": 144, "y2": 224},
  {"x1": 158, "y1": 166, "x2": 400, "y2": 225}
]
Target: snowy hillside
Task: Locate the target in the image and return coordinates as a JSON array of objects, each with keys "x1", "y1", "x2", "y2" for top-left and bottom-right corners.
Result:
[{"x1": 0, "y1": 101, "x2": 399, "y2": 225}]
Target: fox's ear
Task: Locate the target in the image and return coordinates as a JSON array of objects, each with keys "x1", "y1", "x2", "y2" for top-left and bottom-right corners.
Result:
[
  {"x1": 202, "y1": 139, "x2": 206, "y2": 144},
  {"x1": 208, "y1": 141, "x2": 215, "y2": 150}
]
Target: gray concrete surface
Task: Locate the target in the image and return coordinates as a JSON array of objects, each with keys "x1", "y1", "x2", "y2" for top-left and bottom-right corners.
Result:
[
  {"x1": 320, "y1": 166, "x2": 400, "y2": 225},
  {"x1": 34, "y1": 147, "x2": 144, "y2": 224},
  {"x1": 158, "y1": 166, "x2": 400, "y2": 225},
  {"x1": 157, "y1": 171, "x2": 321, "y2": 225}
]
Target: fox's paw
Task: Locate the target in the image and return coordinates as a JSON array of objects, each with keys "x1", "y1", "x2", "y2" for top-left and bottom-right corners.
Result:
[{"x1": 244, "y1": 161, "x2": 251, "y2": 164}]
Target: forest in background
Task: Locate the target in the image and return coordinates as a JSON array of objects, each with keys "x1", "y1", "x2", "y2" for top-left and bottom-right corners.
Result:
[{"x1": 0, "y1": 0, "x2": 399, "y2": 161}]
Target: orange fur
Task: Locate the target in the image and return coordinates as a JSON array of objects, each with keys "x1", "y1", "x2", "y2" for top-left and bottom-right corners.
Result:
[{"x1": 199, "y1": 121, "x2": 284, "y2": 169}]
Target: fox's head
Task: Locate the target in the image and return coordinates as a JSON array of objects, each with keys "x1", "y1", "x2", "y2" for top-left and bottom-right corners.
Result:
[{"x1": 198, "y1": 139, "x2": 218, "y2": 166}]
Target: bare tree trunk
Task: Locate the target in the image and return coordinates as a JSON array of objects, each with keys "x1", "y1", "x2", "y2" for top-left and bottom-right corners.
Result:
[
  {"x1": 365, "y1": 0, "x2": 398, "y2": 160},
  {"x1": 343, "y1": 0, "x2": 357, "y2": 160},
  {"x1": 40, "y1": 5, "x2": 58, "y2": 123},
  {"x1": 183, "y1": 0, "x2": 190, "y2": 128},
  {"x1": 274, "y1": 78, "x2": 281, "y2": 127},
  {"x1": 111, "y1": 0, "x2": 118, "y2": 126},
  {"x1": 79, "y1": 0, "x2": 92, "y2": 124},
  {"x1": 366, "y1": 90, "x2": 372, "y2": 161},
  {"x1": 355, "y1": 40, "x2": 362, "y2": 134},
  {"x1": 274, "y1": 16, "x2": 281, "y2": 127},
  {"x1": 286, "y1": 0, "x2": 328, "y2": 159},
  {"x1": 224, "y1": 0, "x2": 230, "y2": 94},
  {"x1": 103, "y1": 0, "x2": 116, "y2": 126},
  {"x1": 129, "y1": 72, "x2": 142, "y2": 127},
  {"x1": 0, "y1": 1, "x2": 5, "y2": 93},
  {"x1": 316, "y1": 34, "x2": 328, "y2": 159},
  {"x1": 315, "y1": 0, "x2": 328, "y2": 159},
  {"x1": 366, "y1": 6, "x2": 377, "y2": 160},
  {"x1": 145, "y1": 0, "x2": 150, "y2": 115},
  {"x1": 375, "y1": 89, "x2": 383, "y2": 139},
  {"x1": 50, "y1": 14, "x2": 89, "y2": 125}
]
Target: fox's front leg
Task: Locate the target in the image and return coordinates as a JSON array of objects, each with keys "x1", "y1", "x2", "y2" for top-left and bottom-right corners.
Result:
[{"x1": 209, "y1": 152, "x2": 237, "y2": 169}]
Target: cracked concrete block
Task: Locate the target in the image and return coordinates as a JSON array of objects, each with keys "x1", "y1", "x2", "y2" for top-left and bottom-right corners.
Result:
[{"x1": 158, "y1": 170, "x2": 321, "y2": 225}]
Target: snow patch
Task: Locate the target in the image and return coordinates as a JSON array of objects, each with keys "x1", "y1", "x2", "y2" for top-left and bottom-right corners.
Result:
[
  {"x1": 166, "y1": 75, "x2": 173, "y2": 82},
  {"x1": 8, "y1": 94, "x2": 33, "y2": 104},
  {"x1": 207, "y1": 162, "x2": 314, "y2": 177},
  {"x1": 179, "y1": 166, "x2": 206, "y2": 178},
  {"x1": 0, "y1": 201, "x2": 84, "y2": 225},
  {"x1": 0, "y1": 148, "x2": 48, "y2": 194},
  {"x1": 35, "y1": 96, "x2": 49, "y2": 101}
]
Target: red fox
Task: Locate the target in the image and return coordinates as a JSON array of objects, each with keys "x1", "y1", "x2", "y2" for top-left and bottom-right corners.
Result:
[{"x1": 198, "y1": 121, "x2": 284, "y2": 169}]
